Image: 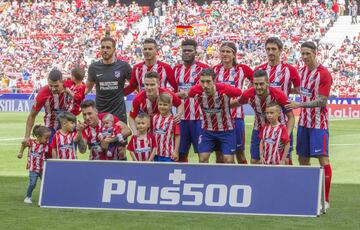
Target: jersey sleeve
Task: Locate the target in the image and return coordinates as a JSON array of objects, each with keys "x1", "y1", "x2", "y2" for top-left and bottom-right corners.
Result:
[
  {"x1": 123, "y1": 66, "x2": 139, "y2": 96},
  {"x1": 126, "y1": 136, "x2": 135, "y2": 152},
  {"x1": 32, "y1": 87, "x2": 48, "y2": 112},
  {"x1": 188, "y1": 85, "x2": 202, "y2": 98},
  {"x1": 237, "y1": 88, "x2": 252, "y2": 105},
  {"x1": 87, "y1": 64, "x2": 96, "y2": 83},
  {"x1": 318, "y1": 70, "x2": 332, "y2": 96},
  {"x1": 168, "y1": 90, "x2": 182, "y2": 107},
  {"x1": 74, "y1": 84, "x2": 86, "y2": 102},
  {"x1": 273, "y1": 88, "x2": 289, "y2": 107},
  {"x1": 242, "y1": 65, "x2": 254, "y2": 83},
  {"x1": 288, "y1": 65, "x2": 301, "y2": 88},
  {"x1": 165, "y1": 65, "x2": 178, "y2": 92},
  {"x1": 124, "y1": 62, "x2": 132, "y2": 81},
  {"x1": 129, "y1": 96, "x2": 141, "y2": 119},
  {"x1": 224, "y1": 84, "x2": 242, "y2": 97}
]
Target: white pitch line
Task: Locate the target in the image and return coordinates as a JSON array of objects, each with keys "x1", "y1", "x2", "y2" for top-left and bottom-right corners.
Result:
[{"x1": 0, "y1": 138, "x2": 22, "y2": 141}]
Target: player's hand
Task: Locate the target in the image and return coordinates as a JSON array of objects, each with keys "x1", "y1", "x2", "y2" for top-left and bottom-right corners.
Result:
[
  {"x1": 21, "y1": 137, "x2": 29, "y2": 146},
  {"x1": 176, "y1": 91, "x2": 188, "y2": 99},
  {"x1": 76, "y1": 120, "x2": 85, "y2": 132},
  {"x1": 65, "y1": 88, "x2": 74, "y2": 97},
  {"x1": 173, "y1": 113, "x2": 181, "y2": 124},
  {"x1": 280, "y1": 159, "x2": 286, "y2": 165},
  {"x1": 17, "y1": 152, "x2": 23, "y2": 159},
  {"x1": 172, "y1": 152, "x2": 179, "y2": 162},
  {"x1": 285, "y1": 101, "x2": 300, "y2": 110}
]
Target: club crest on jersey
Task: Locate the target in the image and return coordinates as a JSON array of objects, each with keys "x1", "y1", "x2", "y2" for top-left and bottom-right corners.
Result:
[{"x1": 114, "y1": 71, "x2": 121, "y2": 78}]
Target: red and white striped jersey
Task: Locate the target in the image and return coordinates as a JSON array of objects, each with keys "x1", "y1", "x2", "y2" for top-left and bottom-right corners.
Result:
[
  {"x1": 188, "y1": 83, "x2": 242, "y2": 131},
  {"x1": 298, "y1": 65, "x2": 332, "y2": 129},
  {"x1": 127, "y1": 133, "x2": 156, "y2": 161},
  {"x1": 32, "y1": 86, "x2": 66, "y2": 129},
  {"x1": 129, "y1": 87, "x2": 182, "y2": 119},
  {"x1": 26, "y1": 139, "x2": 50, "y2": 173},
  {"x1": 152, "y1": 114, "x2": 180, "y2": 158},
  {"x1": 51, "y1": 130, "x2": 77, "y2": 159},
  {"x1": 213, "y1": 64, "x2": 254, "y2": 119},
  {"x1": 125, "y1": 61, "x2": 177, "y2": 94},
  {"x1": 259, "y1": 123, "x2": 290, "y2": 165},
  {"x1": 238, "y1": 87, "x2": 290, "y2": 130},
  {"x1": 82, "y1": 119, "x2": 105, "y2": 160},
  {"x1": 255, "y1": 62, "x2": 300, "y2": 96},
  {"x1": 64, "y1": 79, "x2": 86, "y2": 116},
  {"x1": 174, "y1": 61, "x2": 209, "y2": 120}
]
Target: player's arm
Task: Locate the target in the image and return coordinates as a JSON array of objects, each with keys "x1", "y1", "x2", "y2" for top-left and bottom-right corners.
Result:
[
  {"x1": 129, "y1": 151, "x2": 137, "y2": 161},
  {"x1": 74, "y1": 121, "x2": 87, "y2": 153},
  {"x1": 259, "y1": 139, "x2": 265, "y2": 164},
  {"x1": 285, "y1": 95, "x2": 328, "y2": 109},
  {"x1": 173, "y1": 134, "x2": 180, "y2": 162},
  {"x1": 174, "y1": 101, "x2": 184, "y2": 124},
  {"x1": 225, "y1": 84, "x2": 242, "y2": 97},
  {"x1": 85, "y1": 65, "x2": 96, "y2": 95},
  {"x1": 281, "y1": 142, "x2": 290, "y2": 165},
  {"x1": 149, "y1": 148, "x2": 157, "y2": 161},
  {"x1": 85, "y1": 81, "x2": 95, "y2": 95},
  {"x1": 17, "y1": 141, "x2": 29, "y2": 159},
  {"x1": 123, "y1": 68, "x2": 138, "y2": 96},
  {"x1": 285, "y1": 110, "x2": 295, "y2": 136},
  {"x1": 165, "y1": 66, "x2": 178, "y2": 92},
  {"x1": 115, "y1": 120, "x2": 132, "y2": 139},
  {"x1": 24, "y1": 109, "x2": 40, "y2": 143}
]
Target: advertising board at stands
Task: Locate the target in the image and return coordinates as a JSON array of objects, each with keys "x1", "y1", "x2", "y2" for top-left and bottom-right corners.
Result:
[{"x1": 0, "y1": 94, "x2": 359, "y2": 118}]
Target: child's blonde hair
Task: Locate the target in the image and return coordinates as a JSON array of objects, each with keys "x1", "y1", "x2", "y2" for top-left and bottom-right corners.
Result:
[{"x1": 159, "y1": 93, "x2": 172, "y2": 104}]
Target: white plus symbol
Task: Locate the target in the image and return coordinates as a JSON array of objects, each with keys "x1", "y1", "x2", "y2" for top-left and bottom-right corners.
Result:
[{"x1": 169, "y1": 169, "x2": 186, "y2": 185}]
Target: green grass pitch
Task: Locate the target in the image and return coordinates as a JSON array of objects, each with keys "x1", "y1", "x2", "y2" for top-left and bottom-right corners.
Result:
[{"x1": 0, "y1": 112, "x2": 359, "y2": 230}]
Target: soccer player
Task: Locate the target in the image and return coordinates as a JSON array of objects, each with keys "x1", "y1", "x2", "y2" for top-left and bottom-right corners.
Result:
[
  {"x1": 128, "y1": 71, "x2": 183, "y2": 134},
  {"x1": 127, "y1": 113, "x2": 157, "y2": 161},
  {"x1": 232, "y1": 69, "x2": 295, "y2": 164},
  {"x1": 174, "y1": 39, "x2": 209, "y2": 162},
  {"x1": 259, "y1": 102, "x2": 290, "y2": 165},
  {"x1": 22, "y1": 69, "x2": 66, "y2": 144},
  {"x1": 124, "y1": 38, "x2": 177, "y2": 94},
  {"x1": 86, "y1": 37, "x2": 132, "y2": 123},
  {"x1": 213, "y1": 41, "x2": 254, "y2": 164},
  {"x1": 64, "y1": 67, "x2": 86, "y2": 116},
  {"x1": 255, "y1": 37, "x2": 301, "y2": 164},
  {"x1": 285, "y1": 41, "x2": 333, "y2": 208},
  {"x1": 18, "y1": 125, "x2": 52, "y2": 204},
  {"x1": 51, "y1": 112, "x2": 86, "y2": 159},
  {"x1": 187, "y1": 68, "x2": 243, "y2": 164},
  {"x1": 152, "y1": 93, "x2": 180, "y2": 162},
  {"x1": 80, "y1": 100, "x2": 132, "y2": 160}
]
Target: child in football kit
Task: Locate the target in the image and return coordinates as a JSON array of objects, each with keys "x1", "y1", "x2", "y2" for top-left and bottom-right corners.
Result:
[
  {"x1": 18, "y1": 125, "x2": 52, "y2": 204},
  {"x1": 51, "y1": 112, "x2": 84, "y2": 159},
  {"x1": 64, "y1": 67, "x2": 86, "y2": 116},
  {"x1": 127, "y1": 113, "x2": 157, "y2": 161},
  {"x1": 98, "y1": 113, "x2": 125, "y2": 159},
  {"x1": 152, "y1": 93, "x2": 180, "y2": 162},
  {"x1": 259, "y1": 102, "x2": 290, "y2": 165}
]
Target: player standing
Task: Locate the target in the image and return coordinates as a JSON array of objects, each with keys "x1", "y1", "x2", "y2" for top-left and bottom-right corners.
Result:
[
  {"x1": 255, "y1": 37, "x2": 300, "y2": 164},
  {"x1": 232, "y1": 70, "x2": 295, "y2": 164},
  {"x1": 186, "y1": 68, "x2": 242, "y2": 164},
  {"x1": 174, "y1": 39, "x2": 209, "y2": 162},
  {"x1": 285, "y1": 42, "x2": 333, "y2": 208},
  {"x1": 213, "y1": 41, "x2": 254, "y2": 164},
  {"x1": 124, "y1": 38, "x2": 177, "y2": 94}
]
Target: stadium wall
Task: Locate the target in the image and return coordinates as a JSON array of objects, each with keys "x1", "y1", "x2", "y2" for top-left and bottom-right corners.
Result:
[{"x1": 0, "y1": 94, "x2": 359, "y2": 118}]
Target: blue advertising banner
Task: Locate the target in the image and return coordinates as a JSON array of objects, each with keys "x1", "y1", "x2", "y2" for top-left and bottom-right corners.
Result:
[{"x1": 40, "y1": 160, "x2": 324, "y2": 217}]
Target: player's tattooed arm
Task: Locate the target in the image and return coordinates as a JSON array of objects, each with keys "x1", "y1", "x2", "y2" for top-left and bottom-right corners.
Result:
[{"x1": 300, "y1": 95, "x2": 328, "y2": 108}]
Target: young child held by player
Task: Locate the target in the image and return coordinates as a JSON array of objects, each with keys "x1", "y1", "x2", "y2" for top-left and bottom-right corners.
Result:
[
  {"x1": 98, "y1": 113, "x2": 125, "y2": 159},
  {"x1": 51, "y1": 112, "x2": 85, "y2": 159},
  {"x1": 18, "y1": 125, "x2": 52, "y2": 204},
  {"x1": 259, "y1": 102, "x2": 290, "y2": 165},
  {"x1": 152, "y1": 93, "x2": 180, "y2": 162},
  {"x1": 127, "y1": 113, "x2": 157, "y2": 161},
  {"x1": 64, "y1": 67, "x2": 86, "y2": 116}
]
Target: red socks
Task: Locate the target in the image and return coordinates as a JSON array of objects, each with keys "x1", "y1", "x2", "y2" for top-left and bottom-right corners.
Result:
[{"x1": 324, "y1": 164, "x2": 332, "y2": 202}]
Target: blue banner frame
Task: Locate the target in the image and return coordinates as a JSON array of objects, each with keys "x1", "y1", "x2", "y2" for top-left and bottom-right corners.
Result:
[{"x1": 39, "y1": 160, "x2": 324, "y2": 217}]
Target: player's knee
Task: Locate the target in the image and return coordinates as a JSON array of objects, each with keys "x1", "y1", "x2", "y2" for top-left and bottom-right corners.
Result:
[
  {"x1": 223, "y1": 156, "x2": 235, "y2": 164},
  {"x1": 298, "y1": 156, "x2": 310, "y2": 165},
  {"x1": 318, "y1": 156, "x2": 329, "y2": 166}
]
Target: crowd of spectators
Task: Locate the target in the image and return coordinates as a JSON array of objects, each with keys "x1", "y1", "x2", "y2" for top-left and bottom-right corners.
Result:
[{"x1": 0, "y1": 0, "x2": 359, "y2": 97}]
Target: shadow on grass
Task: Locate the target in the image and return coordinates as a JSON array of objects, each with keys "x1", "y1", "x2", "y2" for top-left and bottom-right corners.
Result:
[{"x1": 0, "y1": 176, "x2": 359, "y2": 230}]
